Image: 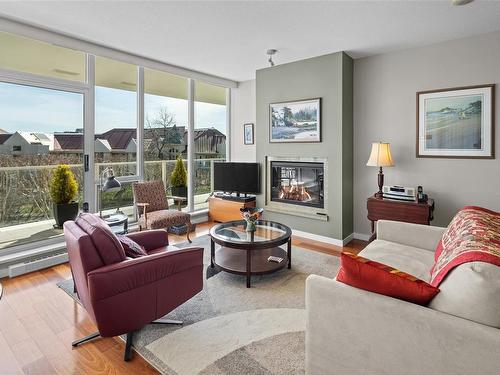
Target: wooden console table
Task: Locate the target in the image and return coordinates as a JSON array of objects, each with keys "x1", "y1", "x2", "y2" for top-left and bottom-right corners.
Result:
[
  {"x1": 209, "y1": 196, "x2": 256, "y2": 222},
  {"x1": 367, "y1": 194, "x2": 434, "y2": 237}
]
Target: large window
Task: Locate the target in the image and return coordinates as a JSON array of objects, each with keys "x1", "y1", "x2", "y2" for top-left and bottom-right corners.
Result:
[
  {"x1": 0, "y1": 29, "x2": 232, "y2": 251},
  {"x1": 0, "y1": 82, "x2": 84, "y2": 249},
  {"x1": 144, "y1": 68, "x2": 188, "y2": 204},
  {"x1": 194, "y1": 81, "x2": 227, "y2": 210},
  {"x1": 95, "y1": 57, "x2": 138, "y2": 217}
]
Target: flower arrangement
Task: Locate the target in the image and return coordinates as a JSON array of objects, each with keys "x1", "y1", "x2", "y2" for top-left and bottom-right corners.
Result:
[{"x1": 240, "y1": 207, "x2": 264, "y2": 232}]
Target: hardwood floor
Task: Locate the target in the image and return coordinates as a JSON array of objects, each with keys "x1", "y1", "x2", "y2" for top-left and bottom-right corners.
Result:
[{"x1": 0, "y1": 221, "x2": 366, "y2": 375}]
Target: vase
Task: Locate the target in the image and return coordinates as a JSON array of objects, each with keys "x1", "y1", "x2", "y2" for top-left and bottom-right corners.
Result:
[{"x1": 245, "y1": 220, "x2": 256, "y2": 232}]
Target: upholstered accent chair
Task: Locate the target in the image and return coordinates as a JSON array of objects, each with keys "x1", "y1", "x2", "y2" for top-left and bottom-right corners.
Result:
[
  {"x1": 64, "y1": 213, "x2": 204, "y2": 361},
  {"x1": 132, "y1": 180, "x2": 192, "y2": 243}
]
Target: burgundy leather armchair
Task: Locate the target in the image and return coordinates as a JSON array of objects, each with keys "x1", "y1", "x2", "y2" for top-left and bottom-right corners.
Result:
[{"x1": 63, "y1": 213, "x2": 203, "y2": 361}]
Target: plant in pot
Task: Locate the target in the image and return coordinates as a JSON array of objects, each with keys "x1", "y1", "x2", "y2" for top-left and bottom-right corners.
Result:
[
  {"x1": 50, "y1": 164, "x2": 79, "y2": 228},
  {"x1": 170, "y1": 156, "x2": 188, "y2": 202}
]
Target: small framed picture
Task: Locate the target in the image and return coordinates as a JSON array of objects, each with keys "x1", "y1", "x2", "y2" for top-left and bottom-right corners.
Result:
[
  {"x1": 244, "y1": 123, "x2": 254, "y2": 145},
  {"x1": 417, "y1": 84, "x2": 495, "y2": 158},
  {"x1": 269, "y1": 98, "x2": 321, "y2": 143}
]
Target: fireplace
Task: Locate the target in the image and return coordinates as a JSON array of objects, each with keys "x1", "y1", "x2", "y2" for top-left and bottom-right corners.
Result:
[{"x1": 266, "y1": 157, "x2": 328, "y2": 220}]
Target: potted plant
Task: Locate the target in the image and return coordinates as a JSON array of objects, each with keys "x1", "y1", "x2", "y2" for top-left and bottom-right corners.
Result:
[
  {"x1": 170, "y1": 156, "x2": 188, "y2": 199},
  {"x1": 50, "y1": 164, "x2": 79, "y2": 228}
]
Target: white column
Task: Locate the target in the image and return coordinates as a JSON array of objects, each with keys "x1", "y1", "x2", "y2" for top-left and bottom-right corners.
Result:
[
  {"x1": 136, "y1": 66, "x2": 145, "y2": 181},
  {"x1": 84, "y1": 54, "x2": 96, "y2": 212},
  {"x1": 187, "y1": 78, "x2": 195, "y2": 212},
  {"x1": 225, "y1": 87, "x2": 231, "y2": 161}
]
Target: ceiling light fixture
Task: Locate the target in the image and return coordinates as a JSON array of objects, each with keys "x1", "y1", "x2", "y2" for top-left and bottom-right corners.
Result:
[
  {"x1": 267, "y1": 49, "x2": 277, "y2": 67},
  {"x1": 451, "y1": 0, "x2": 474, "y2": 5}
]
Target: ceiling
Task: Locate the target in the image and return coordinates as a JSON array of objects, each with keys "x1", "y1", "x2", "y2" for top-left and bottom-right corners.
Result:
[{"x1": 1, "y1": 1, "x2": 500, "y2": 82}]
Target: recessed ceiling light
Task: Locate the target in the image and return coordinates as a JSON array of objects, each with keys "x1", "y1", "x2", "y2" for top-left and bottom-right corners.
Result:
[
  {"x1": 53, "y1": 68, "x2": 79, "y2": 76},
  {"x1": 452, "y1": 0, "x2": 474, "y2": 5}
]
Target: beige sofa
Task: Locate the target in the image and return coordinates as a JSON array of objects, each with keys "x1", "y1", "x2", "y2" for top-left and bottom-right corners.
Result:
[{"x1": 306, "y1": 220, "x2": 500, "y2": 375}]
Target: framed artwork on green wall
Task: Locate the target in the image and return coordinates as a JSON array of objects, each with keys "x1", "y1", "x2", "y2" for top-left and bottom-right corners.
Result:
[{"x1": 269, "y1": 98, "x2": 321, "y2": 143}]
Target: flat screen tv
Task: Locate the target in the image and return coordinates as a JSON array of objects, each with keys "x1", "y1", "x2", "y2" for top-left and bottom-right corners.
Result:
[{"x1": 213, "y1": 162, "x2": 260, "y2": 194}]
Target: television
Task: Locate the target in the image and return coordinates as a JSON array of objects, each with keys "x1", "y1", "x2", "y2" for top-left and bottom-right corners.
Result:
[{"x1": 213, "y1": 162, "x2": 260, "y2": 194}]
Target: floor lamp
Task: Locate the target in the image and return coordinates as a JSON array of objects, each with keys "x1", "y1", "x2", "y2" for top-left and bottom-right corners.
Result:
[{"x1": 99, "y1": 167, "x2": 121, "y2": 217}]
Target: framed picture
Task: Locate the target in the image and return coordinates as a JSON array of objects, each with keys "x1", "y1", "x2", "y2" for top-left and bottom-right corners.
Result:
[
  {"x1": 417, "y1": 84, "x2": 495, "y2": 158},
  {"x1": 269, "y1": 98, "x2": 321, "y2": 143},
  {"x1": 244, "y1": 123, "x2": 254, "y2": 145}
]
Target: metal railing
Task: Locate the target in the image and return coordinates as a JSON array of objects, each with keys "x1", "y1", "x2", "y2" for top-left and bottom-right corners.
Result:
[{"x1": 0, "y1": 158, "x2": 224, "y2": 229}]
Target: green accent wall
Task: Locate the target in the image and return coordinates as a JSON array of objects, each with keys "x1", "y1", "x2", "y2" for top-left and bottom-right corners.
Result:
[{"x1": 256, "y1": 52, "x2": 353, "y2": 241}]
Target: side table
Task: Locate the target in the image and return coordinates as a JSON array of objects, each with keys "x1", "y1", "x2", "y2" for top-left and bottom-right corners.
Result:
[
  {"x1": 367, "y1": 194, "x2": 434, "y2": 240},
  {"x1": 103, "y1": 212, "x2": 129, "y2": 235}
]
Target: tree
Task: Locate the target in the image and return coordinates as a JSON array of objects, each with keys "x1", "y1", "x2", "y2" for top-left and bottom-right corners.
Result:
[
  {"x1": 146, "y1": 107, "x2": 182, "y2": 159},
  {"x1": 282, "y1": 106, "x2": 294, "y2": 126}
]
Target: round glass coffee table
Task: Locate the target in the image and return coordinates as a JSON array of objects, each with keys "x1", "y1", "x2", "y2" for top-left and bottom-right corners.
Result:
[{"x1": 209, "y1": 220, "x2": 292, "y2": 288}]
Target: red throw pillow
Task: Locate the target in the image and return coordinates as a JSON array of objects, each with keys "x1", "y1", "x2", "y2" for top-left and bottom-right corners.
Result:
[
  {"x1": 117, "y1": 235, "x2": 148, "y2": 258},
  {"x1": 337, "y1": 252, "x2": 439, "y2": 305}
]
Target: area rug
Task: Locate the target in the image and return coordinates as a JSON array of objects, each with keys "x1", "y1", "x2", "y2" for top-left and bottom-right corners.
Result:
[{"x1": 58, "y1": 235, "x2": 340, "y2": 375}]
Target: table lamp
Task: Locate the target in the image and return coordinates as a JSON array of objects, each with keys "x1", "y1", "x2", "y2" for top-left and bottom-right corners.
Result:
[{"x1": 366, "y1": 142, "x2": 394, "y2": 197}]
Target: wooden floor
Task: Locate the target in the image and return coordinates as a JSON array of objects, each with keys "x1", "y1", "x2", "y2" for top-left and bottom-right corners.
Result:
[{"x1": 0, "y1": 221, "x2": 366, "y2": 375}]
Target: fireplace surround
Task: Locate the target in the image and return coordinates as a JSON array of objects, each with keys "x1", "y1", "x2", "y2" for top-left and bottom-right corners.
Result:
[{"x1": 266, "y1": 156, "x2": 328, "y2": 220}]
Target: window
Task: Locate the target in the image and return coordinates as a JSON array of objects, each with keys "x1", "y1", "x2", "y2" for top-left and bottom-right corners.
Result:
[
  {"x1": 194, "y1": 81, "x2": 227, "y2": 210},
  {"x1": 0, "y1": 81, "x2": 84, "y2": 249},
  {"x1": 0, "y1": 29, "x2": 232, "y2": 251},
  {"x1": 94, "y1": 56, "x2": 138, "y2": 216},
  {"x1": 0, "y1": 31, "x2": 86, "y2": 82},
  {"x1": 144, "y1": 68, "x2": 188, "y2": 205}
]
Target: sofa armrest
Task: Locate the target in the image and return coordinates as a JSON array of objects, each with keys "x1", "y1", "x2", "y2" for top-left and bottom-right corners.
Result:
[
  {"x1": 126, "y1": 229, "x2": 169, "y2": 250},
  {"x1": 377, "y1": 220, "x2": 446, "y2": 252},
  {"x1": 87, "y1": 247, "x2": 203, "y2": 302},
  {"x1": 306, "y1": 275, "x2": 500, "y2": 375}
]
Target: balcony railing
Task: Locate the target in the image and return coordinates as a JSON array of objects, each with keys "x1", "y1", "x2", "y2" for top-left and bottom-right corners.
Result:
[{"x1": 0, "y1": 158, "x2": 224, "y2": 231}]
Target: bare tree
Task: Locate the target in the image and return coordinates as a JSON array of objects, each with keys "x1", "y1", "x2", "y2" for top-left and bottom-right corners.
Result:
[{"x1": 146, "y1": 107, "x2": 182, "y2": 160}]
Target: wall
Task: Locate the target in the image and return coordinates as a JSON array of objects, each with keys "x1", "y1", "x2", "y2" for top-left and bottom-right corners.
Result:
[
  {"x1": 231, "y1": 79, "x2": 256, "y2": 162},
  {"x1": 256, "y1": 52, "x2": 353, "y2": 242},
  {"x1": 354, "y1": 31, "x2": 500, "y2": 237}
]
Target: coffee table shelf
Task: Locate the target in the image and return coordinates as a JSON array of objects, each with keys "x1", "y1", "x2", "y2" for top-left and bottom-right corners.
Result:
[{"x1": 209, "y1": 220, "x2": 292, "y2": 288}]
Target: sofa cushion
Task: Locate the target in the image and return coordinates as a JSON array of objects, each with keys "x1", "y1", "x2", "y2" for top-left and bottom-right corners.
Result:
[
  {"x1": 359, "y1": 239, "x2": 435, "y2": 282},
  {"x1": 429, "y1": 261, "x2": 500, "y2": 328},
  {"x1": 337, "y1": 252, "x2": 439, "y2": 305},
  {"x1": 75, "y1": 213, "x2": 126, "y2": 265},
  {"x1": 117, "y1": 234, "x2": 148, "y2": 258}
]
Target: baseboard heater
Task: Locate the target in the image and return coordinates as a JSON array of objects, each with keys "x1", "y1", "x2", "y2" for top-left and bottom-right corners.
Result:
[{"x1": 8, "y1": 250, "x2": 68, "y2": 278}]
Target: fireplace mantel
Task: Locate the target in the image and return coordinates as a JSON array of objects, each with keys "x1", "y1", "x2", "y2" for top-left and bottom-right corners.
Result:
[{"x1": 265, "y1": 156, "x2": 328, "y2": 221}]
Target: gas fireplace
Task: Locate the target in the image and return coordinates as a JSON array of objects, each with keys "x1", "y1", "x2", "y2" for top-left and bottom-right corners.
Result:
[{"x1": 270, "y1": 160, "x2": 324, "y2": 209}]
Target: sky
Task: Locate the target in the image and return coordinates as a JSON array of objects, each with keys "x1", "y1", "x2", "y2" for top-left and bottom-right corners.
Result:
[
  {"x1": 425, "y1": 94, "x2": 482, "y2": 113},
  {"x1": 0, "y1": 82, "x2": 227, "y2": 135}
]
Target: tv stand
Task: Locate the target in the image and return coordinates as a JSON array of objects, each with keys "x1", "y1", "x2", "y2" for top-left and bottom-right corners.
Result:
[
  {"x1": 213, "y1": 192, "x2": 256, "y2": 203},
  {"x1": 209, "y1": 195, "x2": 256, "y2": 222}
]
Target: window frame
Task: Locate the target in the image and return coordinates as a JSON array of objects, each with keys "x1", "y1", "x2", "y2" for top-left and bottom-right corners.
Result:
[{"x1": 0, "y1": 26, "x2": 233, "y2": 255}]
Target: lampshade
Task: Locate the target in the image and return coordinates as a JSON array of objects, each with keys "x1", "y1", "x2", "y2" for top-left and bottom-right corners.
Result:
[
  {"x1": 101, "y1": 168, "x2": 121, "y2": 192},
  {"x1": 102, "y1": 176, "x2": 121, "y2": 192},
  {"x1": 366, "y1": 142, "x2": 395, "y2": 167}
]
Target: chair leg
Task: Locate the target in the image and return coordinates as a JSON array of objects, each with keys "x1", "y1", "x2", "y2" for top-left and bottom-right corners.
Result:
[
  {"x1": 72, "y1": 332, "x2": 100, "y2": 347},
  {"x1": 124, "y1": 331, "x2": 134, "y2": 362},
  {"x1": 186, "y1": 222, "x2": 192, "y2": 243}
]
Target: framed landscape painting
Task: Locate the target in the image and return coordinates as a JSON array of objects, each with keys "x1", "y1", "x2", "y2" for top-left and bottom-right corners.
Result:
[
  {"x1": 417, "y1": 84, "x2": 495, "y2": 158},
  {"x1": 269, "y1": 98, "x2": 321, "y2": 143}
]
